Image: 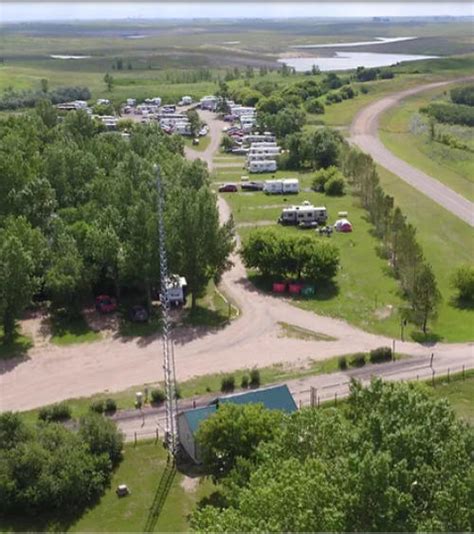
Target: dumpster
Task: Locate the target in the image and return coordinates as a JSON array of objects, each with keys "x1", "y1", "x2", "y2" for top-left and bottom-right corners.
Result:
[
  {"x1": 301, "y1": 285, "x2": 315, "y2": 297},
  {"x1": 288, "y1": 282, "x2": 303, "y2": 295},
  {"x1": 272, "y1": 282, "x2": 287, "y2": 294}
]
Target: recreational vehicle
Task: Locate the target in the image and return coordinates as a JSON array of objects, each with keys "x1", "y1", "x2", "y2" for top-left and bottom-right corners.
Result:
[
  {"x1": 243, "y1": 133, "x2": 276, "y2": 144},
  {"x1": 263, "y1": 178, "x2": 299, "y2": 194},
  {"x1": 248, "y1": 160, "x2": 278, "y2": 173},
  {"x1": 278, "y1": 203, "x2": 328, "y2": 225}
]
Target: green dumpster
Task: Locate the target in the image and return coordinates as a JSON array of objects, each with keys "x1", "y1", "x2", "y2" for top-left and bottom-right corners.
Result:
[{"x1": 301, "y1": 285, "x2": 315, "y2": 297}]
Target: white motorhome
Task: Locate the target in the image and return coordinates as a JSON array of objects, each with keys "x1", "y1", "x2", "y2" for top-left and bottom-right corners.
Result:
[
  {"x1": 278, "y1": 202, "x2": 328, "y2": 225},
  {"x1": 126, "y1": 98, "x2": 136, "y2": 107},
  {"x1": 263, "y1": 178, "x2": 299, "y2": 194},
  {"x1": 247, "y1": 153, "x2": 274, "y2": 162},
  {"x1": 165, "y1": 275, "x2": 187, "y2": 305},
  {"x1": 229, "y1": 105, "x2": 256, "y2": 117},
  {"x1": 249, "y1": 141, "x2": 278, "y2": 148},
  {"x1": 248, "y1": 160, "x2": 278, "y2": 173},
  {"x1": 174, "y1": 122, "x2": 192, "y2": 135}
]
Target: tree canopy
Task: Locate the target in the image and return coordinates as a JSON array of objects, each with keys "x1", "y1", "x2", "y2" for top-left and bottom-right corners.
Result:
[{"x1": 191, "y1": 379, "x2": 474, "y2": 532}]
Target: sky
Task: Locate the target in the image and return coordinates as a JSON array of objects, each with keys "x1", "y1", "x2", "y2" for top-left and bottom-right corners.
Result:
[{"x1": 1, "y1": 2, "x2": 472, "y2": 23}]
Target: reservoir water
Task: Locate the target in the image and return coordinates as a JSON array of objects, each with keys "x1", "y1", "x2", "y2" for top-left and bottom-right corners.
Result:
[{"x1": 279, "y1": 51, "x2": 437, "y2": 72}]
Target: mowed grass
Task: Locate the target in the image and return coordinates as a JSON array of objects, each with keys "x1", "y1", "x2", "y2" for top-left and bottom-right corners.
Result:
[
  {"x1": 428, "y1": 371, "x2": 474, "y2": 424},
  {"x1": 377, "y1": 165, "x2": 473, "y2": 342},
  {"x1": 380, "y1": 83, "x2": 474, "y2": 201},
  {"x1": 183, "y1": 135, "x2": 211, "y2": 152},
  {"x1": 70, "y1": 440, "x2": 213, "y2": 533},
  {"x1": 49, "y1": 314, "x2": 102, "y2": 346},
  {"x1": 225, "y1": 186, "x2": 405, "y2": 338}
]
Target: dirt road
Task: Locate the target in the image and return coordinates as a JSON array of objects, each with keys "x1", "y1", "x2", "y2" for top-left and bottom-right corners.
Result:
[
  {"x1": 350, "y1": 77, "x2": 474, "y2": 227},
  {"x1": 1, "y1": 102, "x2": 473, "y2": 413}
]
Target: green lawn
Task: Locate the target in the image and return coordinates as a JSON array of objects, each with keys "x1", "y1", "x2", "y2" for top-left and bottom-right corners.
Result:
[
  {"x1": 428, "y1": 371, "x2": 474, "y2": 424},
  {"x1": 49, "y1": 314, "x2": 102, "y2": 346},
  {"x1": 379, "y1": 84, "x2": 474, "y2": 201},
  {"x1": 184, "y1": 135, "x2": 211, "y2": 152},
  {"x1": 377, "y1": 165, "x2": 474, "y2": 342},
  {"x1": 69, "y1": 441, "x2": 213, "y2": 533}
]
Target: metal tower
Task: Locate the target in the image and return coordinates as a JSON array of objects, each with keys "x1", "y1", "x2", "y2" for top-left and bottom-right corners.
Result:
[{"x1": 155, "y1": 165, "x2": 179, "y2": 456}]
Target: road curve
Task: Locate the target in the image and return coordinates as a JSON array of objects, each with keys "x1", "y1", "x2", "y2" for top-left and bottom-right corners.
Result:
[{"x1": 350, "y1": 77, "x2": 474, "y2": 227}]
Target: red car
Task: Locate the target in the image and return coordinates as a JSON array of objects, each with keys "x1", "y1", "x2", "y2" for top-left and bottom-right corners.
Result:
[
  {"x1": 95, "y1": 295, "x2": 117, "y2": 314},
  {"x1": 218, "y1": 183, "x2": 238, "y2": 193}
]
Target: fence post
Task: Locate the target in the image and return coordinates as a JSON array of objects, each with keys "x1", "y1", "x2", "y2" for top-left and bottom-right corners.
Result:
[
  {"x1": 317, "y1": 396, "x2": 320, "y2": 408},
  {"x1": 299, "y1": 400, "x2": 302, "y2": 409},
  {"x1": 134, "y1": 432, "x2": 137, "y2": 447},
  {"x1": 447, "y1": 368, "x2": 450, "y2": 383},
  {"x1": 432, "y1": 369, "x2": 435, "y2": 387},
  {"x1": 334, "y1": 392, "x2": 338, "y2": 406},
  {"x1": 155, "y1": 428, "x2": 159, "y2": 444},
  {"x1": 416, "y1": 374, "x2": 419, "y2": 381},
  {"x1": 463, "y1": 365, "x2": 465, "y2": 380}
]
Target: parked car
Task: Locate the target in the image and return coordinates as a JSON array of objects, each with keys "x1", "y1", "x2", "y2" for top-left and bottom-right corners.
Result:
[
  {"x1": 95, "y1": 295, "x2": 117, "y2": 314},
  {"x1": 218, "y1": 183, "x2": 238, "y2": 193},
  {"x1": 129, "y1": 305, "x2": 149, "y2": 323},
  {"x1": 192, "y1": 137, "x2": 200, "y2": 145},
  {"x1": 241, "y1": 181, "x2": 264, "y2": 191}
]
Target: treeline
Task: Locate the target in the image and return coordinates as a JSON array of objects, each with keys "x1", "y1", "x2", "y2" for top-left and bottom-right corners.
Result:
[
  {"x1": 450, "y1": 85, "x2": 474, "y2": 107},
  {"x1": 354, "y1": 65, "x2": 395, "y2": 82},
  {"x1": 0, "y1": 101, "x2": 234, "y2": 343},
  {"x1": 0, "y1": 411, "x2": 123, "y2": 519},
  {"x1": 343, "y1": 149, "x2": 441, "y2": 333},
  {"x1": 422, "y1": 101, "x2": 474, "y2": 127},
  {"x1": 241, "y1": 229, "x2": 340, "y2": 282},
  {"x1": 0, "y1": 86, "x2": 91, "y2": 111}
]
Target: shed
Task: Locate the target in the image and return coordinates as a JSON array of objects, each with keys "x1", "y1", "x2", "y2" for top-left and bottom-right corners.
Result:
[{"x1": 177, "y1": 384, "x2": 297, "y2": 463}]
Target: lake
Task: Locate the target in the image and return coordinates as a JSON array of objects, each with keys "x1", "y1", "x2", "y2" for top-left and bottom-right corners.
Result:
[
  {"x1": 279, "y1": 51, "x2": 437, "y2": 72},
  {"x1": 290, "y1": 36, "x2": 417, "y2": 49}
]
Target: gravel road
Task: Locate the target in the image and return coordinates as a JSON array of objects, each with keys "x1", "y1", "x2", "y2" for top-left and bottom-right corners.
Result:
[{"x1": 350, "y1": 77, "x2": 474, "y2": 227}]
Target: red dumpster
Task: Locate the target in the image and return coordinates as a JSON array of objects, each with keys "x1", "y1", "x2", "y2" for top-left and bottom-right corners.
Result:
[
  {"x1": 288, "y1": 282, "x2": 303, "y2": 295},
  {"x1": 272, "y1": 282, "x2": 287, "y2": 294}
]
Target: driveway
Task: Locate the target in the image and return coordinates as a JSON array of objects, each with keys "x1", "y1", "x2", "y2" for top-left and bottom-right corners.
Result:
[{"x1": 350, "y1": 77, "x2": 474, "y2": 227}]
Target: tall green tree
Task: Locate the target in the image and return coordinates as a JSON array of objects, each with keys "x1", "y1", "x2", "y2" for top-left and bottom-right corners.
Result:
[
  {"x1": 167, "y1": 187, "x2": 235, "y2": 309},
  {"x1": 409, "y1": 263, "x2": 441, "y2": 333},
  {"x1": 0, "y1": 217, "x2": 47, "y2": 343}
]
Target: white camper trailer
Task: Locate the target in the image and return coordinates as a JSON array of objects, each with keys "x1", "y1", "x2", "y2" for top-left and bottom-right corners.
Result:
[
  {"x1": 248, "y1": 160, "x2": 278, "y2": 173},
  {"x1": 165, "y1": 275, "x2": 187, "y2": 305},
  {"x1": 263, "y1": 178, "x2": 299, "y2": 194},
  {"x1": 200, "y1": 95, "x2": 218, "y2": 110},
  {"x1": 180, "y1": 96, "x2": 193, "y2": 105},
  {"x1": 278, "y1": 202, "x2": 328, "y2": 225},
  {"x1": 244, "y1": 133, "x2": 276, "y2": 144},
  {"x1": 249, "y1": 142, "x2": 278, "y2": 148},
  {"x1": 249, "y1": 146, "x2": 281, "y2": 156}
]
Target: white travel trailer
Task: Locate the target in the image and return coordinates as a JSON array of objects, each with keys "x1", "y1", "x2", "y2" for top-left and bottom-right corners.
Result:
[
  {"x1": 249, "y1": 141, "x2": 278, "y2": 148},
  {"x1": 249, "y1": 146, "x2": 281, "y2": 156},
  {"x1": 180, "y1": 95, "x2": 193, "y2": 105},
  {"x1": 126, "y1": 98, "x2": 136, "y2": 107},
  {"x1": 165, "y1": 275, "x2": 187, "y2": 305},
  {"x1": 174, "y1": 121, "x2": 192, "y2": 135},
  {"x1": 200, "y1": 95, "x2": 218, "y2": 110},
  {"x1": 278, "y1": 202, "x2": 328, "y2": 225},
  {"x1": 247, "y1": 153, "x2": 273, "y2": 162},
  {"x1": 263, "y1": 178, "x2": 299, "y2": 194},
  {"x1": 145, "y1": 97, "x2": 162, "y2": 106},
  {"x1": 248, "y1": 160, "x2": 278, "y2": 173},
  {"x1": 244, "y1": 133, "x2": 276, "y2": 144}
]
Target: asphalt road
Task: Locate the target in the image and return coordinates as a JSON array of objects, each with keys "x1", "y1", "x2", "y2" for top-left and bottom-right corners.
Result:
[{"x1": 350, "y1": 77, "x2": 474, "y2": 227}]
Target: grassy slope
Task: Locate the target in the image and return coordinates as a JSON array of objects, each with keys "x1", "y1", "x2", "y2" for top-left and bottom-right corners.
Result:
[
  {"x1": 429, "y1": 373, "x2": 474, "y2": 424},
  {"x1": 379, "y1": 84, "x2": 474, "y2": 201}
]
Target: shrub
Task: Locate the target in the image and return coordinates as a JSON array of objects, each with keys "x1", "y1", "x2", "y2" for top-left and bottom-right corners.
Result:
[
  {"x1": 175, "y1": 385, "x2": 182, "y2": 400},
  {"x1": 379, "y1": 69, "x2": 395, "y2": 79},
  {"x1": 369, "y1": 346, "x2": 393, "y2": 364},
  {"x1": 38, "y1": 402, "x2": 72, "y2": 422},
  {"x1": 325, "y1": 175, "x2": 346, "y2": 196},
  {"x1": 338, "y1": 356, "x2": 348, "y2": 370},
  {"x1": 360, "y1": 86, "x2": 369, "y2": 94},
  {"x1": 221, "y1": 375, "x2": 235, "y2": 393},
  {"x1": 90, "y1": 400, "x2": 105, "y2": 414},
  {"x1": 422, "y1": 102, "x2": 474, "y2": 127},
  {"x1": 250, "y1": 368, "x2": 261, "y2": 388},
  {"x1": 450, "y1": 85, "x2": 474, "y2": 107},
  {"x1": 150, "y1": 388, "x2": 166, "y2": 405},
  {"x1": 241, "y1": 375, "x2": 250, "y2": 388},
  {"x1": 311, "y1": 165, "x2": 341, "y2": 192},
  {"x1": 350, "y1": 353, "x2": 366, "y2": 368},
  {"x1": 340, "y1": 85, "x2": 356, "y2": 100},
  {"x1": 451, "y1": 264, "x2": 474, "y2": 301},
  {"x1": 326, "y1": 92, "x2": 343, "y2": 104},
  {"x1": 104, "y1": 398, "x2": 117, "y2": 413},
  {"x1": 305, "y1": 98, "x2": 325, "y2": 114}
]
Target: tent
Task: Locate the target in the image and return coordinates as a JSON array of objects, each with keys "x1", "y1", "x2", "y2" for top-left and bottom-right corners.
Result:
[{"x1": 334, "y1": 218, "x2": 353, "y2": 233}]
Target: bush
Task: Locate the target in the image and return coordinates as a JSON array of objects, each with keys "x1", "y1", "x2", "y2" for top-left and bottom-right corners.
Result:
[
  {"x1": 360, "y1": 86, "x2": 369, "y2": 94},
  {"x1": 250, "y1": 369, "x2": 261, "y2": 388},
  {"x1": 451, "y1": 264, "x2": 474, "y2": 301},
  {"x1": 221, "y1": 375, "x2": 235, "y2": 393},
  {"x1": 104, "y1": 398, "x2": 117, "y2": 413},
  {"x1": 312, "y1": 166, "x2": 344, "y2": 193},
  {"x1": 0, "y1": 86, "x2": 91, "y2": 111},
  {"x1": 369, "y1": 346, "x2": 393, "y2": 364},
  {"x1": 241, "y1": 375, "x2": 250, "y2": 388},
  {"x1": 338, "y1": 356, "x2": 348, "y2": 370},
  {"x1": 90, "y1": 400, "x2": 105, "y2": 414},
  {"x1": 150, "y1": 388, "x2": 166, "y2": 405},
  {"x1": 340, "y1": 85, "x2": 356, "y2": 100},
  {"x1": 379, "y1": 69, "x2": 395, "y2": 80},
  {"x1": 326, "y1": 92, "x2": 343, "y2": 104},
  {"x1": 38, "y1": 402, "x2": 72, "y2": 422},
  {"x1": 422, "y1": 102, "x2": 474, "y2": 127},
  {"x1": 350, "y1": 353, "x2": 366, "y2": 368},
  {"x1": 325, "y1": 175, "x2": 346, "y2": 196},
  {"x1": 305, "y1": 98, "x2": 325, "y2": 114},
  {"x1": 450, "y1": 85, "x2": 474, "y2": 107}
]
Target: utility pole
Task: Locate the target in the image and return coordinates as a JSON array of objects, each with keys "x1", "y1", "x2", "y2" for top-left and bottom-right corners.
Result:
[{"x1": 156, "y1": 165, "x2": 179, "y2": 457}]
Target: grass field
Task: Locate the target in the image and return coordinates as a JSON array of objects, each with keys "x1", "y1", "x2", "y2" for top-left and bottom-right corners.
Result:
[
  {"x1": 380, "y1": 83, "x2": 474, "y2": 201},
  {"x1": 428, "y1": 370, "x2": 474, "y2": 424}
]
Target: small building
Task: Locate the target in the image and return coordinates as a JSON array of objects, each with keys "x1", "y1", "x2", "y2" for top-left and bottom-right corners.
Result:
[{"x1": 177, "y1": 384, "x2": 297, "y2": 463}]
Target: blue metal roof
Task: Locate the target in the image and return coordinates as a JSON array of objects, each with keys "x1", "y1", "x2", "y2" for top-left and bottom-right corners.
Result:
[
  {"x1": 219, "y1": 384, "x2": 297, "y2": 413},
  {"x1": 180, "y1": 384, "x2": 297, "y2": 435}
]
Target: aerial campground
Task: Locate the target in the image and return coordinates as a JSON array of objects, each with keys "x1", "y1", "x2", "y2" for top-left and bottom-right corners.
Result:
[{"x1": 1, "y1": 2, "x2": 474, "y2": 532}]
